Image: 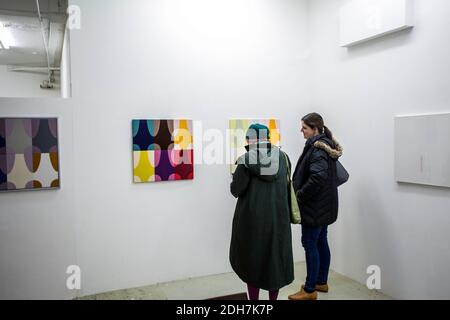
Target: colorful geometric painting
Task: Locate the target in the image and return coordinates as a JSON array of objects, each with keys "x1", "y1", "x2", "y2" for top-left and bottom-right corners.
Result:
[
  {"x1": 132, "y1": 119, "x2": 194, "y2": 183},
  {"x1": 0, "y1": 118, "x2": 60, "y2": 192},
  {"x1": 229, "y1": 119, "x2": 281, "y2": 173}
]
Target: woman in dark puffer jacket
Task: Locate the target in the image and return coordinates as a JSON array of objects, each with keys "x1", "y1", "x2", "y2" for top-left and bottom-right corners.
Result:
[{"x1": 288, "y1": 113, "x2": 343, "y2": 301}]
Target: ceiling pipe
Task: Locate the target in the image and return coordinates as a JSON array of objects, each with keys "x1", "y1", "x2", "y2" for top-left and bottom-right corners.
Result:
[
  {"x1": 35, "y1": 0, "x2": 53, "y2": 88},
  {"x1": 0, "y1": 9, "x2": 66, "y2": 16},
  {"x1": 8, "y1": 66, "x2": 61, "y2": 72}
]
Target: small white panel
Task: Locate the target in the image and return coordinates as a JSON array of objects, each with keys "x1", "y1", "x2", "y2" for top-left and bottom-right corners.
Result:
[
  {"x1": 340, "y1": 0, "x2": 414, "y2": 47},
  {"x1": 395, "y1": 113, "x2": 450, "y2": 188}
]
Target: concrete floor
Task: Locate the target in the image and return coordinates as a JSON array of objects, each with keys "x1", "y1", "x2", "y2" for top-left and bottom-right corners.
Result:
[{"x1": 77, "y1": 262, "x2": 392, "y2": 300}]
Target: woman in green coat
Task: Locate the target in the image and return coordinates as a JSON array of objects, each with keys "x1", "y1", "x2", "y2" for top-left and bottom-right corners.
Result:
[{"x1": 229, "y1": 124, "x2": 294, "y2": 300}]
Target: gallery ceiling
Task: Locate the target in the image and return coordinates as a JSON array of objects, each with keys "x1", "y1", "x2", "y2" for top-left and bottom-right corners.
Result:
[{"x1": 0, "y1": 0, "x2": 68, "y2": 68}]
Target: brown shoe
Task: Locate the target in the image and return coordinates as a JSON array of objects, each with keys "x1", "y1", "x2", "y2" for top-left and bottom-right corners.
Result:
[
  {"x1": 316, "y1": 284, "x2": 329, "y2": 293},
  {"x1": 288, "y1": 286, "x2": 317, "y2": 301}
]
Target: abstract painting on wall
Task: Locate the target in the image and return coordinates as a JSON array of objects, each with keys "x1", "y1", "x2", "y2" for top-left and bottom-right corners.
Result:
[
  {"x1": 229, "y1": 119, "x2": 281, "y2": 173},
  {"x1": 132, "y1": 119, "x2": 194, "y2": 183},
  {"x1": 0, "y1": 118, "x2": 60, "y2": 192}
]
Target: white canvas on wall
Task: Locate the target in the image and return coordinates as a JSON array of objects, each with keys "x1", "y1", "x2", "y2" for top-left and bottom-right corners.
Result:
[
  {"x1": 340, "y1": 0, "x2": 414, "y2": 47},
  {"x1": 395, "y1": 113, "x2": 450, "y2": 188}
]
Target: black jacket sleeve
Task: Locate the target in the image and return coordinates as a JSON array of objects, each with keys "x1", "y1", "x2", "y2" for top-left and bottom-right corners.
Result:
[
  {"x1": 296, "y1": 148, "x2": 329, "y2": 202},
  {"x1": 230, "y1": 164, "x2": 251, "y2": 198}
]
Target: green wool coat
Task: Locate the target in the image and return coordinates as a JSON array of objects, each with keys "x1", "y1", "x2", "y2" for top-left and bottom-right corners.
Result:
[{"x1": 229, "y1": 142, "x2": 294, "y2": 291}]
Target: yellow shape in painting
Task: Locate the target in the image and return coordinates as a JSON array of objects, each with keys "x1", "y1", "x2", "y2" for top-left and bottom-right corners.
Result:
[
  {"x1": 268, "y1": 119, "x2": 281, "y2": 146},
  {"x1": 174, "y1": 120, "x2": 193, "y2": 150},
  {"x1": 133, "y1": 151, "x2": 155, "y2": 183},
  {"x1": 229, "y1": 120, "x2": 249, "y2": 149}
]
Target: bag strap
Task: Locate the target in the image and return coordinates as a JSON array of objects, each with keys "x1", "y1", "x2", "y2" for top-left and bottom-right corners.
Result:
[{"x1": 281, "y1": 151, "x2": 292, "y2": 183}]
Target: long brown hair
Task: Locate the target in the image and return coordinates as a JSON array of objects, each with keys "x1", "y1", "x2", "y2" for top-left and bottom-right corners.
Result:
[{"x1": 302, "y1": 113, "x2": 333, "y2": 140}]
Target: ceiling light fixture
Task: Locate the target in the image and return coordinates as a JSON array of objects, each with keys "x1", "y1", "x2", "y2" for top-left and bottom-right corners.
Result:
[{"x1": 0, "y1": 23, "x2": 14, "y2": 50}]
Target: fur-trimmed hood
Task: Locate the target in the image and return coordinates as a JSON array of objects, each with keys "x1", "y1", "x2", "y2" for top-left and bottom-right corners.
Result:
[{"x1": 314, "y1": 137, "x2": 343, "y2": 159}]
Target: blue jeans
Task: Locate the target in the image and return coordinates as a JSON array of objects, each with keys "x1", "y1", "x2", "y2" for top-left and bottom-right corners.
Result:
[{"x1": 301, "y1": 225, "x2": 331, "y2": 293}]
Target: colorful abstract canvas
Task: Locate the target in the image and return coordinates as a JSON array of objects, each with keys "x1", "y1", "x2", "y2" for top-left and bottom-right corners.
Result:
[
  {"x1": 229, "y1": 119, "x2": 281, "y2": 173},
  {"x1": 132, "y1": 119, "x2": 194, "y2": 183},
  {"x1": 0, "y1": 118, "x2": 60, "y2": 192}
]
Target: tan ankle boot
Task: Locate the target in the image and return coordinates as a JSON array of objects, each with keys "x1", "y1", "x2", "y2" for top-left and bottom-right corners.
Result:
[
  {"x1": 288, "y1": 286, "x2": 317, "y2": 301},
  {"x1": 315, "y1": 284, "x2": 329, "y2": 293}
]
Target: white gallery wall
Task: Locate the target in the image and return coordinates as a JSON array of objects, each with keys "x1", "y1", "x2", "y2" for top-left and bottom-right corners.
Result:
[
  {"x1": 0, "y1": 98, "x2": 76, "y2": 299},
  {"x1": 308, "y1": 0, "x2": 450, "y2": 299},
  {"x1": 0, "y1": 0, "x2": 311, "y2": 299}
]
